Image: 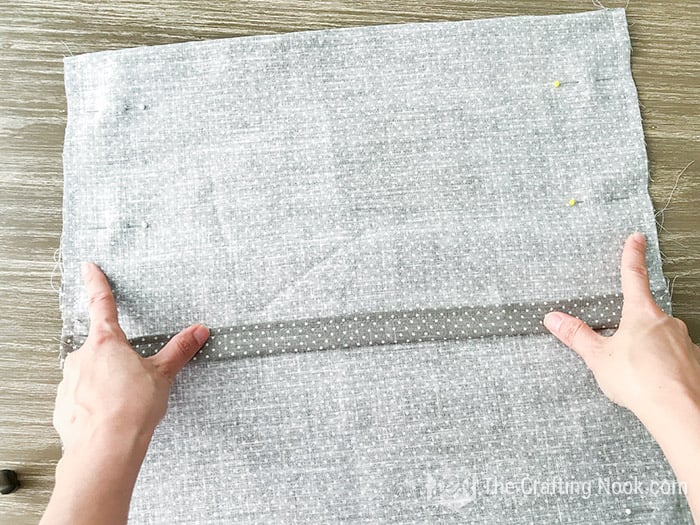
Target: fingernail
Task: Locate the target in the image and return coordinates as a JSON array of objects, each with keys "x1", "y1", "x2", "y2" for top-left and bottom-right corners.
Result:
[
  {"x1": 192, "y1": 324, "x2": 210, "y2": 346},
  {"x1": 629, "y1": 232, "x2": 645, "y2": 244},
  {"x1": 544, "y1": 312, "x2": 563, "y2": 333}
]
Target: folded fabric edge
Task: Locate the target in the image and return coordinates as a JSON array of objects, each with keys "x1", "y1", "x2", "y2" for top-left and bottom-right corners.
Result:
[{"x1": 59, "y1": 287, "x2": 670, "y2": 362}]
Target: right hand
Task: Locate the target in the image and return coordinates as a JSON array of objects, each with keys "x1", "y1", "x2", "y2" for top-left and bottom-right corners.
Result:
[{"x1": 543, "y1": 232, "x2": 700, "y2": 421}]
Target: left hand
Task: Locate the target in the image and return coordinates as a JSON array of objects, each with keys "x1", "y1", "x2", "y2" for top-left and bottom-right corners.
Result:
[{"x1": 54, "y1": 262, "x2": 210, "y2": 453}]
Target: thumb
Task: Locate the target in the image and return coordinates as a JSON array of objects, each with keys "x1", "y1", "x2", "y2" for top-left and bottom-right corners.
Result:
[
  {"x1": 544, "y1": 312, "x2": 604, "y2": 368},
  {"x1": 150, "y1": 324, "x2": 209, "y2": 381}
]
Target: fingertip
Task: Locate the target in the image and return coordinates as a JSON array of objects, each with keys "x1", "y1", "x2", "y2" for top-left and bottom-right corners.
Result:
[
  {"x1": 625, "y1": 232, "x2": 647, "y2": 256},
  {"x1": 627, "y1": 231, "x2": 646, "y2": 245},
  {"x1": 620, "y1": 231, "x2": 658, "y2": 313},
  {"x1": 152, "y1": 324, "x2": 210, "y2": 379},
  {"x1": 80, "y1": 261, "x2": 91, "y2": 280},
  {"x1": 543, "y1": 311, "x2": 601, "y2": 359},
  {"x1": 192, "y1": 324, "x2": 210, "y2": 347},
  {"x1": 81, "y1": 261, "x2": 102, "y2": 282},
  {"x1": 543, "y1": 311, "x2": 564, "y2": 334},
  {"x1": 82, "y1": 262, "x2": 123, "y2": 332}
]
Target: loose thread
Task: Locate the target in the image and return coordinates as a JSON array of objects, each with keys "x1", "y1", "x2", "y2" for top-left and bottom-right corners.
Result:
[
  {"x1": 50, "y1": 242, "x2": 64, "y2": 296},
  {"x1": 60, "y1": 41, "x2": 74, "y2": 57},
  {"x1": 655, "y1": 160, "x2": 694, "y2": 231},
  {"x1": 668, "y1": 274, "x2": 679, "y2": 303},
  {"x1": 593, "y1": 0, "x2": 632, "y2": 10}
]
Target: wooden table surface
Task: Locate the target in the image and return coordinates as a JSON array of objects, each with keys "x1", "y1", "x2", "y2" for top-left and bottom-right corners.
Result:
[{"x1": 0, "y1": 1, "x2": 698, "y2": 522}]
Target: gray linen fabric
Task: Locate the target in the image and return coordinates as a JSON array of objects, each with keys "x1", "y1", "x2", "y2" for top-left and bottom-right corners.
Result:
[{"x1": 60, "y1": 8, "x2": 691, "y2": 523}]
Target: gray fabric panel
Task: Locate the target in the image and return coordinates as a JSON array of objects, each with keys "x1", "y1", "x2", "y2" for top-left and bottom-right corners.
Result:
[
  {"x1": 137, "y1": 335, "x2": 689, "y2": 524},
  {"x1": 59, "y1": 8, "x2": 690, "y2": 524},
  {"x1": 61, "y1": 8, "x2": 668, "y2": 348}
]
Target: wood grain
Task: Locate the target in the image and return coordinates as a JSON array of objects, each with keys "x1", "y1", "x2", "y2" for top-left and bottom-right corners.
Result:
[{"x1": 0, "y1": 1, "x2": 698, "y2": 522}]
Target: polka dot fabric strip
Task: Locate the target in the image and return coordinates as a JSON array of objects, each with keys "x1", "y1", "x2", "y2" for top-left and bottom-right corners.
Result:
[{"x1": 64, "y1": 291, "x2": 669, "y2": 360}]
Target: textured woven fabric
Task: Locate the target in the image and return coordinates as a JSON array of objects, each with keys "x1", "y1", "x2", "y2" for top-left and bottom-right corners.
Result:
[{"x1": 60, "y1": 8, "x2": 691, "y2": 523}]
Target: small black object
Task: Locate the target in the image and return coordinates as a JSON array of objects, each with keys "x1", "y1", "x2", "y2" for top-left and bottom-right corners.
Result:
[{"x1": 0, "y1": 469, "x2": 19, "y2": 494}]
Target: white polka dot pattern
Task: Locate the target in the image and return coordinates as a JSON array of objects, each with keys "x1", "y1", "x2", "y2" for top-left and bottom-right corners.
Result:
[
  {"x1": 59, "y1": 8, "x2": 688, "y2": 524},
  {"x1": 66, "y1": 291, "x2": 669, "y2": 360}
]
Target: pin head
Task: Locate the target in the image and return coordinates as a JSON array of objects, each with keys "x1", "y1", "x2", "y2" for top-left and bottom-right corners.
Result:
[{"x1": 553, "y1": 80, "x2": 562, "y2": 88}]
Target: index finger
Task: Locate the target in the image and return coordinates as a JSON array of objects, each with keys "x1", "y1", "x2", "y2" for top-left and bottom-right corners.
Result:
[
  {"x1": 82, "y1": 262, "x2": 122, "y2": 332},
  {"x1": 620, "y1": 233, "x2": 663, "y2": 316}
]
